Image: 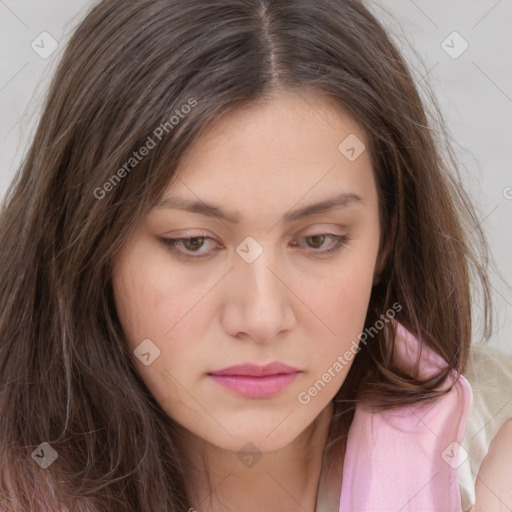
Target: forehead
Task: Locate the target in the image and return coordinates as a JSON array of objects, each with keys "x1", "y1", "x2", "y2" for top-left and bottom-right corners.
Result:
[{"x1": 162, "y1": 90, "x2": 376, "y2": 221}]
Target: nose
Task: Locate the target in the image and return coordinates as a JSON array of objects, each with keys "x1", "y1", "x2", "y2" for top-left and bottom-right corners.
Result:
[{"x1": 221, "y1": 244, "x2": 296, "y2": 343}]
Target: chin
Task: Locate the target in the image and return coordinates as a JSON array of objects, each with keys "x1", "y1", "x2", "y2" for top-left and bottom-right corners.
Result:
[
  {"x1": 198, "y1": 417, "x2": 311, "y2": 455},
  {"x1": 216, "y1": 434, "x2": 296, "y2": 455}
]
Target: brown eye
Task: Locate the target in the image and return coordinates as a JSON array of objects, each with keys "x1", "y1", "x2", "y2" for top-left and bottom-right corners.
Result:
[
  {"x1": 160, "y1": 235, "x2": 220, "y2": 259},
  {"x1": 291, "y1": 233, "x2": 350, "y2": 255},
  {"x1": 304, "y1": 234, "x2": 327, "y2": 249},
  {"x1": 182, "y1": 236, "x2": 206, "y2": 251}
]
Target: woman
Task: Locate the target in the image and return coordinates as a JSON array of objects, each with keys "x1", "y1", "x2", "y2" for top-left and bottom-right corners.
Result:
[{"x1": 0, "y1": 1, "x2": 511, "y2": 510}]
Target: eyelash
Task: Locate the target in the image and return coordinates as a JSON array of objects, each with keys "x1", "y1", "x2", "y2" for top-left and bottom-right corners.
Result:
[{"x1": 160, "y1": 233, "x2": 350, "y2": 260}]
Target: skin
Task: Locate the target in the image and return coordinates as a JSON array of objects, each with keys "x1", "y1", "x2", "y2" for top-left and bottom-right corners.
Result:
[
  {"x1": 470, "y1": 419, "x2": 512, "y2": 512},
  {"x1": 112, "y1": 90, "x2": 382, "y2": 511}
]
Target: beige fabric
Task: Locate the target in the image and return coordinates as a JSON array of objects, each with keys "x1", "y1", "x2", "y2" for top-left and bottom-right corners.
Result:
[{"x1": 458, "y1": 343, "x2": 512, "y2": 511}]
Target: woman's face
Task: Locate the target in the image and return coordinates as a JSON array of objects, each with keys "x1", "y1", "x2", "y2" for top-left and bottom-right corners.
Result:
[{"x1": 112, "y1": 90, "x2": 381, "y2": 453}]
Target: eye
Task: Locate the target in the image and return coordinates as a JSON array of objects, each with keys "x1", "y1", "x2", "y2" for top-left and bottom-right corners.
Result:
[
  {"x1": 160, "y1": 235, "x2": 220, "y2": 258},
  {"x1": 291, "y1": 233, "x2": 350, "y2": 255}
]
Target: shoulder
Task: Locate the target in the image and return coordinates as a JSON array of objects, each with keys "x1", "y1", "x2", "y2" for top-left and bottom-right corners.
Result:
[
  {"x1": 458, "y1": 344, "x2": 512, "y2": 511},
  {"x1": 472, "y1": 419, "x2": 512, "y2": 511}
]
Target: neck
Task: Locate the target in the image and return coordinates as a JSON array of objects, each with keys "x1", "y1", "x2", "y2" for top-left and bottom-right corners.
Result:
[{"x1": 179, "y1": 402, "x2": 345, "y2": 512}]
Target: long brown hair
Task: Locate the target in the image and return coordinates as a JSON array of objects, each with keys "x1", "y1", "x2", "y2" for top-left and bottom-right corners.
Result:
[{"x1": 0, "y1": 0, "x2": 493, "y2": 510}]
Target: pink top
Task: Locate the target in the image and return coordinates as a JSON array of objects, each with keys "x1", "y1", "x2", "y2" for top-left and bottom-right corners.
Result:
[
  {"x1": 1, "y1": 321, "x2": 471, "y2": 511},
  {"x1": 339, "y1": 320, "x2": 472, "y2": 511}
]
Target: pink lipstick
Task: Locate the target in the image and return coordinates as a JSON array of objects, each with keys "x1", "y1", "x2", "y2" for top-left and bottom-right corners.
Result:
[{"x1": 208, "y1": 362, "x2": 301, "y2": 398}]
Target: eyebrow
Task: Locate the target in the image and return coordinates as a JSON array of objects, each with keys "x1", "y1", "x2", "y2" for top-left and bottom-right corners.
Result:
[{"x1": 154, "y1": 191, "x2": 364, "y2": 224}]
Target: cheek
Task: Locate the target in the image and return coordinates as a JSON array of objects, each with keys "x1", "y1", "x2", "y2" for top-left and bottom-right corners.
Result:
[
  {"x1": 113, "y1": 240, "x2": 199, "y2": 346},
  {"x1": 112, "y1": 241, "x2": 215, "y2": 389},
  {"x1": 294, "y1": 233, "x2": 379, "y2": 371},
  {"x1": 112, "y1": 252, "x2": 204, "y2": 411},
  {"x1": 300, "y1": 274, "x2": 370, "y2": 363}
]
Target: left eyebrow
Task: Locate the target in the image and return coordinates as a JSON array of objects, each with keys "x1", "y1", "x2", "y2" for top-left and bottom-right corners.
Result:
[{"x1": 154, "y1": 191, "x2": 364, "y2": 224}]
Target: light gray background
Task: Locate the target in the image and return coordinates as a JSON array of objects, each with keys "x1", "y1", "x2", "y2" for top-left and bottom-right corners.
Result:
[{"x1": 1, "y1": 0, "x2": 511, "y2": 352}]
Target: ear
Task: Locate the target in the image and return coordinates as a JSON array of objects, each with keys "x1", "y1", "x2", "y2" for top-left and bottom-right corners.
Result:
[{"x1": 372, "y1": 210, "x2": 397, "y2": 286}]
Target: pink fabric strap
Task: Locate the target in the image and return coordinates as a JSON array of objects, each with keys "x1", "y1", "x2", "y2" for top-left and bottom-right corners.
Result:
[{"x1": 339, "y1": 321, "x2": 472, "y2": 511}]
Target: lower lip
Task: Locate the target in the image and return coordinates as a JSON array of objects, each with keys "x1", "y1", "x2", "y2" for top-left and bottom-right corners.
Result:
[{"x1": 208, "y1": 372, "x2": 300, "y2": 398}]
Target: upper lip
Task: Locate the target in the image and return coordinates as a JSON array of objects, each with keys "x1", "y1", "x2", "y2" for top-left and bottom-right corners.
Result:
[{"x1": 209, "y1": 362, "x2": 301, "y2": 377}]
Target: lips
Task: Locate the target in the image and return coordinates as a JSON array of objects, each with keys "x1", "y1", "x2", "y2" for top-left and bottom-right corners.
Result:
[
  {"x1": 208, "y1": 362, "x2": 302, "y2": 398},
  {"x1": 208, "y1": 361, "x2": 301, "y2": 377}
]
